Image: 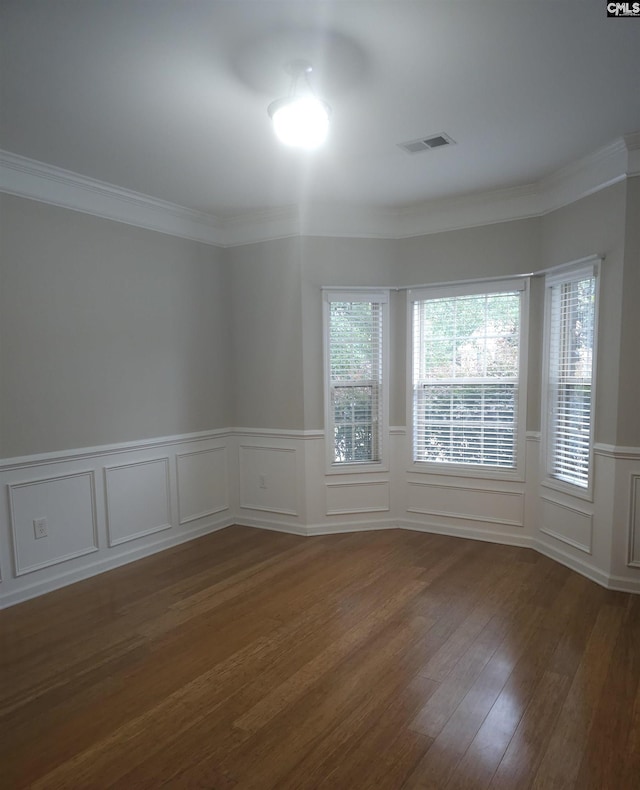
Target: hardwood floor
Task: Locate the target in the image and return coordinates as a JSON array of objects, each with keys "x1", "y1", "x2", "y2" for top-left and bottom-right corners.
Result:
[{"x1": 1, "y1": 525, "x2": 639, "y2": 789}]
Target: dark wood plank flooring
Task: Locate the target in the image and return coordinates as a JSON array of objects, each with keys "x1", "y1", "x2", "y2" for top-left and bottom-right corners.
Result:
[{"x1": 1, "y1": 525, "x2": 639, "y2": 789}]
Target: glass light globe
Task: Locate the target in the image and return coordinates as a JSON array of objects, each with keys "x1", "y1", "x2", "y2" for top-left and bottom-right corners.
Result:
[{"x1": 271, "y1": 96, "x2": 329, "y2": 149}]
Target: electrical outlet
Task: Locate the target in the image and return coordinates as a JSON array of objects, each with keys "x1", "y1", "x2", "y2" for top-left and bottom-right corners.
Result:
[
  {"x1": 33, "y1": 518, "x2": 48, "y2": 539},
  {"x1": 259, "y1": 474, "x2": 267, "y2": 489}
]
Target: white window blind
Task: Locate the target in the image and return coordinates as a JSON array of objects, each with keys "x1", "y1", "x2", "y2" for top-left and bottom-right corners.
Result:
[
  {"x1": 547, "y1": 267, "x2": 596, "y2": 488},
  {"x1": 411, "y1": 286, "x2": 522, "y2": 468},
  {"x1": 325, "y1": 292, "x2": 387, "y2": 465}
]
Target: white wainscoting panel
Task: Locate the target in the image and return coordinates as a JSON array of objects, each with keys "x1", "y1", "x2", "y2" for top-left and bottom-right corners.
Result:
[
  {"x1": 540, "y1": 495, "x2": 593, "y2": 554},
  {"x1": 0, "y1": 430, "x2": 234, "y2": 607},
  {"x1": 239, "y1": 445, "x2": 299, "y2": 516},
  {"x1": 4, "y1": 426, "x2": 640, "y2": 606},
  {"x1": 104, "y1": 458, "x2": 171, "y2": 547},
  {"x1": 325, "y1": 480, "x2": 390, "y2": 516},
  {"x1": 406, "y1": 480, "x2": 525, "y2": 527},
  {"x1": 8, "y1": 471, "x2": 98, "y2": 575},
  {"x1": 177, "y1": 447, "x2": 228, "y2": 525},
  {"x1": 629, "y1": 475, "x2": 640, "y2": 567}
]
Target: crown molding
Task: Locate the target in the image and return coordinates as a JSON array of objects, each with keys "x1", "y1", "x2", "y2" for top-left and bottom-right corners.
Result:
[
  {"x1": 1, "y1": 133, "x2": 638, "y2": 247},
  {"x1": 539, "y1": 137, "x2": 629, "y2": 213},
  {"x1": 393, "y1": 183, "x2": 543, "y2": 238},
  {"x1": 0, "y1": 150, "x2": 226, "y2": 247},
  {"x1": 220, "y1": 205, "x2": 301, "y2": 247}
]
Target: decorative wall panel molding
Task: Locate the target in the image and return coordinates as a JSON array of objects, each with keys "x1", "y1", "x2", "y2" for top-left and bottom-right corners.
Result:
[
  {"x1": 629, "y1": 475, "x2": 640, "y2": 568},
  {"x1": 104, "y1": 458, "x2": 171, "y2": 547},
  {"x1": 325, "y1": 480, "x2": 390, "y2": 516},
  {"x1": 177, "y1": 447, "x2": 228, "y2": 525},
  {"x1": 0, "y1": 432, "x2": 232, "y2": 607},
  {"x1": 406, "y1": 480, "x2": 525, "y2": 527},
  {"x1": 239, "y1": 445, "x2": 299, "y2": 516},
  {"x1": 8, "y1": 471, "x2": 98, "y2": 575},
  {"x1": 539, "y1": 495, "x2": 593, "y2": 554}
]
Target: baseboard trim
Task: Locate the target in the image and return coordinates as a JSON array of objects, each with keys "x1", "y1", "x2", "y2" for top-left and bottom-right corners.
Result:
[
  {"x1": 533, "y1": 539, "x2": 611, "y2": 590},
  {"x1": 305, "y1": 520, "x2": 394, "y2": 536},
  {"x1": 605, "y1": 574, "x2": 640, "y2": 594},
  {"x1": 3, "y1": 512, "x2": 639, "y2": 608},
  {"x1": 232, "y1": 515, "x2": 308, "y2": 537},
  {"x1": 0, "y1": 516, "x2": 234, "y2": 609},
  {"x1": 237, "y1": 516, "x2": 639, "y2": 594},
  {"x1": 396, "y1": 519, "x2": 533, "y2": 549},
  {"x1": 236, "y1": 517, "x2": 396, "y2": 538}
]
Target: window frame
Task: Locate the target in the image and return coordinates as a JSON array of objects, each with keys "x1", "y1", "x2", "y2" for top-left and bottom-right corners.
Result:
[
  {"x1": 407, "y1": 278, "x2": 529, "y2": 481},
  {"x1": 541, "y1": 259, "x2": 600, "y2": 501},
  {"x1": 323, "y1": 289, "x2": 390, "y2": 475}
]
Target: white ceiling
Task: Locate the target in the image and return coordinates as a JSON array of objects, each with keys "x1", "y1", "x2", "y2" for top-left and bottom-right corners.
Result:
[{"x1": 1, "y1": 0, "x2": 639, "y2": 219}]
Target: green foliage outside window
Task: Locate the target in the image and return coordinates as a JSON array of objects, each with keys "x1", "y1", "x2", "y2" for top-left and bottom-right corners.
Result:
[
  {"x1": 413, "y1": 291, "x2": 520, "y2": 467},
  {"x1": 330, "y1": 301, "x2": 381, "y2": 463}
]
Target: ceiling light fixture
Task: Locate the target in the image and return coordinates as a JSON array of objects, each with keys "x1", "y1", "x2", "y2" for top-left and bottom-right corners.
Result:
[{"x1": 267, "y1": 60, "x2": 330, "y2": 149}]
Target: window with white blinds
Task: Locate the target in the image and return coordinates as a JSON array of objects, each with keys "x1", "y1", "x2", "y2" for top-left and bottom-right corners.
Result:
[
  {"x1": 546, "y1": 265, "x2": 597, "y2": 488},
  {"x1": 410, "y1": 283, "x2": 524, "y2": 469},
  {"x1": 324, "y1": 291, "x2": 388, "y2": 466}
]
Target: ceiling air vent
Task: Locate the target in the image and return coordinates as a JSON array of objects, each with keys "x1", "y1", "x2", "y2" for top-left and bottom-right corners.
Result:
[{"x1": 398, "y1": 133, "x2": 456, "y2": 154}]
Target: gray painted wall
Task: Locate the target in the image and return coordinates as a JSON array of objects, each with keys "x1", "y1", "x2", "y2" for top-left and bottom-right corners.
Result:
[
  {"x1": 1, "y1": 181, "x2": 631, "y2": 456},
  {"x1": 394, "y1": 218, "x2": 542, "y2": 287},
  {"x1": 394, "y1": 218, "x2": 543, "y2": 431},
  {"x1": 298, "y1": 221, "x2": 542, "y2": 430},
  {"x1": 619, "y1": 176, "x2": 640, "y2": 447},
  {"x1": 299, "y1": 236, "x2": 397, "y2": 429},
  {"x1": 225, "y1": 237, "x2": 305, "y2": 430},
  {"x1": 0, "y1": 195, "x2": 232, "y2": 457},
  {"x1": 540, "y1": 181, "x2": 627, "y2": 446}
]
